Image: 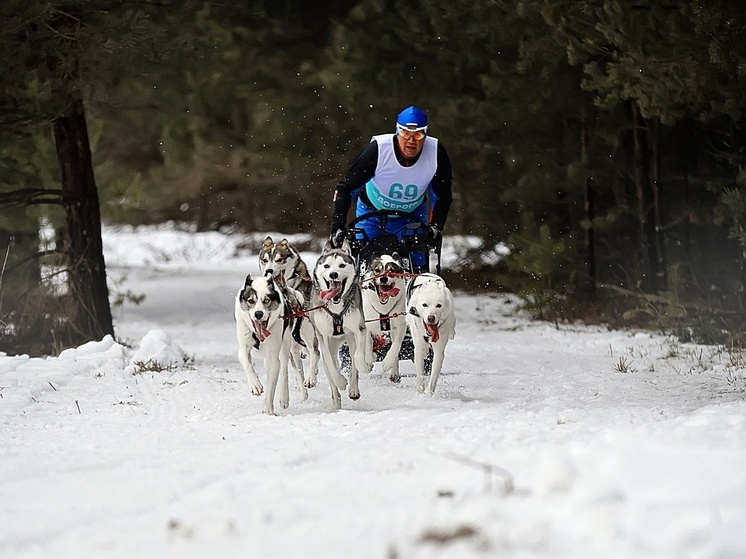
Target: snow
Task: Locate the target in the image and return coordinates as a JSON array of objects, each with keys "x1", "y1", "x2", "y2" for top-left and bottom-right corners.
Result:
[{"x1": 2, "y1": 223, "x2": 745, "y2": 559}]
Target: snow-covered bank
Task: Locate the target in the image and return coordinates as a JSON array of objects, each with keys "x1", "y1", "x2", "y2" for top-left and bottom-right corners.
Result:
[{"x1": 1, "y1": 224, "x2": 745, "y2": 559}]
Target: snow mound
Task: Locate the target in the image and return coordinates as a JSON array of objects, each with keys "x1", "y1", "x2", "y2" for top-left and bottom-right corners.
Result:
[{"x1": 125, "y1": 329, "x2": 189, "y2": 375}]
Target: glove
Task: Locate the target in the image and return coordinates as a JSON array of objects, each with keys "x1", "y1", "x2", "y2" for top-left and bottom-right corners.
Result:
[
  {"x1": 426, "y1": 225, "x2": 442, "y2": 248},
  {"x1": 330, "y1": 227, "x2": 346, "y2": 249}
]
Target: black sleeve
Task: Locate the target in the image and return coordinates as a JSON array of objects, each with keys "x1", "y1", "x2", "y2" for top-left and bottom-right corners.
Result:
[
  {"x1": 429, "y1": 141, "x2": 453, "y2": 230},
  {"x1": 330, "y1": 141, "x2": 378, "y2": 233}
]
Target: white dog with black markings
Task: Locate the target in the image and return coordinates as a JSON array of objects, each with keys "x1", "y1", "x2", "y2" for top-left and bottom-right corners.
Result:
[
  {"x1": 235, "y1": 273, "x2": 307, "y2": 414},
  {"x1": 405, "y1": 273, "x2": 456, "y2": 394},
  {"x1": 361, "y1": 252, "x2": 408, "y2": 383},
  {"x1": 311, "y1": 240, "x2": 372, "y2": 409}
]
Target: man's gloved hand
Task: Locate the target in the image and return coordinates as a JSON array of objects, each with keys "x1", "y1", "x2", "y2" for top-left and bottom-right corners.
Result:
[
  {"x1": 330, "y1": 227, "x2": 346, "y2": 249},
  {"x1": 427, "y1": 225, "x2": 442, "y2": 248}
]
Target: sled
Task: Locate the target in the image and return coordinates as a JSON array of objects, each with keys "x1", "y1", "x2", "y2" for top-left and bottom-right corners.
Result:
[
  {"x1": 346, "y1": 209, "x2": 441, "y2": 276},
  {"x1": 340, "y1": 209, "x2": 439, "y2": 373}
]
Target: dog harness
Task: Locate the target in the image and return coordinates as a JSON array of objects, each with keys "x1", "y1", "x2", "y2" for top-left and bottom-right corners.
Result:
[{"x1": 323, "y1": 298, "x2": 354, "y2": 336}]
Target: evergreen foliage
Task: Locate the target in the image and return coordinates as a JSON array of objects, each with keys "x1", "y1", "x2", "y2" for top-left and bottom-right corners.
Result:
[{"x1": 2, "y1": 0, "x2": 746, "y2": 354}]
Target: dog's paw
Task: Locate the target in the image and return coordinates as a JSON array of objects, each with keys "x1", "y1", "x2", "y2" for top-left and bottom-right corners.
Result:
[
  {"x1": 249, "y1": 383, "x2": 264, "y2": 396},
  {"x1": 388, "y1": 371, "x2": 401, "y2": 384},
  {"x1": 333, "y1": 372, "x2": 348, "y2": 391},
  {"x1": 279, "y1": 398, "x2": 289, "y2": 409},
  {"x1": 299, "y1": 386, "x2": 309, "y2": 401},
  {"x1": 348, "y1": 388, "x2": 360, "y2": 400},
  {"x1": 382, "y1": 354, "x2": 397, "y2": 372},
  {"x1": 262, "y1": 405, "x2": 276, "y2": 415}
]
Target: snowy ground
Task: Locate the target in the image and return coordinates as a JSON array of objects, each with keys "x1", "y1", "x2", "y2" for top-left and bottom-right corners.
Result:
[{"x1": 2, "y1": 223, "x2": 746, "y2": 559}]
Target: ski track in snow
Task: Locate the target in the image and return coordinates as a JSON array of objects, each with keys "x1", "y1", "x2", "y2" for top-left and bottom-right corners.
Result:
[{"x1": 2, "y1": 228, "x2": 746, "y2": 559}]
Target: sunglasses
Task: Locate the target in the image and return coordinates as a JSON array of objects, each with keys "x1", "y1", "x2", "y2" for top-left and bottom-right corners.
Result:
[{"x1": 396, "y1": 126, "x2": 427, "y2": 141}]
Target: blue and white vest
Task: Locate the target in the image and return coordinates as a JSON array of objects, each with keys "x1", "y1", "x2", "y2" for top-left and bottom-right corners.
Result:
[{"x1": 364, "y1": 134, "x2": 438, "y2": 212}]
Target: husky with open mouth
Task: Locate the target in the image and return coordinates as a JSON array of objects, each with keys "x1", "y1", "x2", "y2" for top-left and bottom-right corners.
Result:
[
  {"x1": 361, "y1": 252, "x2": 408, "y2": 383},
  {"x1": 311, "y1": 240, "x2": 372, "y2": 409},
  {"x1": 405, "y1": 273, "x2": 456, "y2": 394},
  {"x1": 259, "y1": 236, "x2": 320, "y2": 388},
  {"x1": 235, "y1": 273, "x2": 307, "y2": 414}
]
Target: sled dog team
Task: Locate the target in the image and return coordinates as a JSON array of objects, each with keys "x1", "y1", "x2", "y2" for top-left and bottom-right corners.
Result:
[{"x1": 235, "y1": 236, "x2": 456, "y2": 414}]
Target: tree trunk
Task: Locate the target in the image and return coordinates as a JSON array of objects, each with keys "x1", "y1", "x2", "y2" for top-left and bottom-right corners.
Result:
[
  {"x1": 650, "y1": 117, "x2": 667, "y2": 291},
  {"x1": 631, "y1": 102, "x2": 660, "y2": 293},
  {"x1": 53, "y1": 95, "x2": 114, "y2": 344},
  {"x1": 580, "y1": 114, "x2": 596, "y2": 292}
]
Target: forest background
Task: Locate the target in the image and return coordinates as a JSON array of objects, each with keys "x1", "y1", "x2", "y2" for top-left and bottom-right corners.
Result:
[{"x1": 2, "y1": 0, "x2": 746, "y2": 355}]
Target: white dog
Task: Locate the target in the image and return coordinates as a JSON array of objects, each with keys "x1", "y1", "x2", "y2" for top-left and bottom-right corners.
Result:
[
  {"x1": 361, "y1": 252, "x2": 408, "y2": 383},
  {"x1": 258, "y1": 236, "x2": 321, "y2": 389},
  {"x1": 235, "y1": 273, "x2": 307, "y2": 414},
  {"x1": 311, "y1": 240, "x2": 372, "y2": 409},
  {"x1": 405, "y1": 273, "x2": 456, "y2": 394}
]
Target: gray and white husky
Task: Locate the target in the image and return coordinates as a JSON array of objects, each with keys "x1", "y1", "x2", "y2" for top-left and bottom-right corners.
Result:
[
  {"x1": 259, "y1": 236, "x2": 320, "y2": 388},
  {"x1": 361, "y1": 252, "x2": 408, "y2": 383},
  {"x1": 311, "y1": 240, "x2": 373, "y2": 409},
  {"x1": 259, "y1": 236, "x2": 313, "y2": 303},
  {"x1": 405, "y1": 273, "x2": 456, "y2": 395},
  {"x1": 235, "y1": 273, "x2": 307, "y2": 414}
]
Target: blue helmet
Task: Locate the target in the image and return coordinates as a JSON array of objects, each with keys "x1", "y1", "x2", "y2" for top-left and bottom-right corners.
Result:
[{"x1": 396, "y1": 105, "x2": 428, "y2": 131}]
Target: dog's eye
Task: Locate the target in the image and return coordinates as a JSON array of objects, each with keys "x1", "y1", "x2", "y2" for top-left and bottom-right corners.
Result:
[
  {"x1": 324, "y1": 264, "x2": 330, "y2": 269},
  {"x1": 436, "y1": 304, "x2": 442, "y2": 308},
  {"x1": 263, "y1": 296, "x2": 271, "y2": 305},
  {"x1": 248, "y1": 298, "x2": 256, "y2": 305},
  {"x1": 339, "y1": 263, "x2": 346, "y2": 268},
  {"x1": 422, "y1": 303, "x2": 428, "y2": 308}
]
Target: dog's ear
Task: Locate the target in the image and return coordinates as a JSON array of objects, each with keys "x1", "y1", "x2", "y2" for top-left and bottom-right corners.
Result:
[
  {"x1": 243, "y1": 273, "x2": 254, "y2": 288},
  {"x1": 278, "y1": 238, "x2": 290, "y2": 249},
  {"x1": 322, "y1": 240, "x2": 334, "y2": 253},
  {"x1": 392, "y1": 251, "x2": 401, "y2": 263},
  {"x1": 262, "y1": 236, "x2": 274, "y2": 251},
  {"x1": 340, "y1": 238, "x2": 352, "y2": 254}
]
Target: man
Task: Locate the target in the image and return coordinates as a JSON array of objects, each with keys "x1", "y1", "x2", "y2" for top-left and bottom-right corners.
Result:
[{"x1": 329, "y1": 105, "x2": 453, "y2": 272}]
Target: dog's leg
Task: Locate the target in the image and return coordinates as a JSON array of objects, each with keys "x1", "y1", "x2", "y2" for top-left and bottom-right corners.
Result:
[
  {"x1": 291, "y1": 344, "x2": 308, "y2": 402},
  {"x1": 427, "y1": 344, "x2": 447, "y2": 395},
  {"x1": 278, "y1": 346, "x2": 292, "y2": 409},
  {"x1": 347, "y1": 335, "x2": 361, "y2": 400},
  {"x1": 382, "y1": 323, "x2": 407, "y2": 383},
  {"x1": 237, "y1": 317, "x2": 263, "y2": 396},
  {"x1": 317, "y1": 337, "x2": 344, "y2": 410},
  {"x1": 306, "y1": 334, "x2": 321, "y2": 388},
  {"x1": 412, "y1": 337, "x2": 428, "y2": 393},
  {"x1": 288, "y1": 345, "x2": 308, "y2": 402},
  {"x1": 301, "y1": 320, "x2": 320, "y2": 389},
  {"x1": 263, "y1": 355, "x2": 281, "y2": 415},
  {"x1": 349, "y1": 322, "x2": 374, "y2": 400}
]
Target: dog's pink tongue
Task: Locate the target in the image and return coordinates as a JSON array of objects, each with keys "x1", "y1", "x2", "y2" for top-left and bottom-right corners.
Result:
[
  {"x1": 253, "y1": 320, "x2": 271, "y2": 341},
  {"x1": 320, "y1": 285, "x2": 342, "y2": 301},
  {"x1": 424, "y1": 321, "x2": 440, "y2": 343},
  {"x1": 378, "y1": 285, "x2": 400, "y2": 303}
]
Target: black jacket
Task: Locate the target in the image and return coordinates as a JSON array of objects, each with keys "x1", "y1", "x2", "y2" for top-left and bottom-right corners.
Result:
[{"x1": 330, "y1": 135, "x2": 453, "y2": 233}]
